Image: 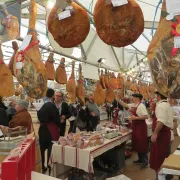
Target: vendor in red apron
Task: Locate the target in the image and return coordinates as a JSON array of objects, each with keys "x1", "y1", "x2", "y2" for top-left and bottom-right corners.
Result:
[
  {"x1": 119, "y1": 93, "x2": 149, "y2": 169},
  {"x1": 150, "y1": 91, "x2": 174, "y2": 180}
]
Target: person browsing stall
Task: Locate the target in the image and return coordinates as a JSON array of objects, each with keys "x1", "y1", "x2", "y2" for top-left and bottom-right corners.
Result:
[
  {"x1": 119, "y1": 93, "x2": 149, "y2": 170},
  {"x1": 149, "y1": 91, "x2": 174, "y2": 180},
  {"x1": 54, "y1": 91, "x2": 71, "y2": 136}
]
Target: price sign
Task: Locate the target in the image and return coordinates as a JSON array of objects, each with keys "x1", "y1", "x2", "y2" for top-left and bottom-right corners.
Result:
[{"x1": 111, "y1": 0, "x2": 128, "y2": 7}]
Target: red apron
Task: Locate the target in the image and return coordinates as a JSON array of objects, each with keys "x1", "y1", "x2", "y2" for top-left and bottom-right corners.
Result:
[
  {"x1": 41, "y1": 122, "x2": 60, "y2": 141},
  {"x1": 131, "y1": 103, "x2": 148, "y2": 153},
  {"x1": 149, "y1": 103, "x2": 171, "y2": 171}
]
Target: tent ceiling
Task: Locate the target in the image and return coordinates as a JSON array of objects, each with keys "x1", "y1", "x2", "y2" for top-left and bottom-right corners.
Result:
[{"x1": 1, "y1": 0, "x2": 162, "y2": 83}]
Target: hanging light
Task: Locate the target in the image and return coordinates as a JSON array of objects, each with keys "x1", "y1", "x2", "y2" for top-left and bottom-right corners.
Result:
[{"x1": 47, "y1": 0, "x2": 56, "y2": 9}]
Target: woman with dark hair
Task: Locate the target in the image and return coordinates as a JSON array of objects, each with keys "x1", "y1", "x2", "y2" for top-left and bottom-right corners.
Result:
[
  {"x1": 38, "y1": 88, "x2": 61, "y2": 174},
  {"x1": 0, "y1": 97, "x2": 8, "y2": 126}
]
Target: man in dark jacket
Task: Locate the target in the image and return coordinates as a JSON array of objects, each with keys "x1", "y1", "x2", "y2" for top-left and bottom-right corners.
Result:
[
  {"x1": 0, "y1": 97, "x2": 8, "y2": 126},
  {"x1": 54, "y1": 91, "x2": 71, "y2": 136},
  {"x1": 38, "y1": 89, "x2": 61, "y2": 174}
]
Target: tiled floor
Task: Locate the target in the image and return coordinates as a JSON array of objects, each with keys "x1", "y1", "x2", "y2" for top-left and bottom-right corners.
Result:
[{"x1": 33, "y1": 123, "x2": 180, "y2": 180}]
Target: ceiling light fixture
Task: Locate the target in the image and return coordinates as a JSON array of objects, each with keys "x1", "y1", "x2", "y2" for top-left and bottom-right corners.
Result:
[{"x1": 47, "y1": 0, "x2": 55, "y2": 9}]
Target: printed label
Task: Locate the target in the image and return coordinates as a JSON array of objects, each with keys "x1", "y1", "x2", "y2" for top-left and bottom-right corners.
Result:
[
  {"x1": 58, "y1": 10, "x2": 71, "y2": 20},
  {"x1": 174, "y1": 36, "x2": 180, "y2": 48},
  {"x1": 111, "y1": 0, "x2": 128, "y2": 7},
  {"x1": 19, "y1": 35, "x2": 32, "y2": 51}
]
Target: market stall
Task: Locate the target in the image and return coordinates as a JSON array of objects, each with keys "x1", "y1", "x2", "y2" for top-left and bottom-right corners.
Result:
[{"x1": 52, "y1": 130, "x2": 132, "y2": 177}]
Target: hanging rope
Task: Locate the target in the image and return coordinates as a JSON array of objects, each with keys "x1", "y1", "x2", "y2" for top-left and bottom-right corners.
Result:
[{"x1": 151, "y1": 0, "x2": 162, "y2": 36}]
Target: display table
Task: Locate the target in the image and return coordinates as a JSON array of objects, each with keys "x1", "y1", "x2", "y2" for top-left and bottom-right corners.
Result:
[
  {"x1": 52, "y1": 131, "x2": 132, "y2": 176},
  {"x1": 159, "y1": 145, "x2": 180, "y2": 178}
]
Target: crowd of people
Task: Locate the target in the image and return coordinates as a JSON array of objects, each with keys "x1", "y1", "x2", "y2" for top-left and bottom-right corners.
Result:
[{"x1": 0, "y1": 89, "x2": 176, "y2": 179}]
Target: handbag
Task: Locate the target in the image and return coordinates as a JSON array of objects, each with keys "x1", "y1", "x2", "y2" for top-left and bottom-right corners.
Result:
[{"x1": 75, "y1": 108, "x2": 87, "y2": 130}]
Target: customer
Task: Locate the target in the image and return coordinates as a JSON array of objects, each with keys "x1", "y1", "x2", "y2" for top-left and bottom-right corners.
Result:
[
  {"x1": 68, "y1": 101, "x2": 78, "y2": 133},
  {"x1": 105, "y1": 101, "x2": 112, "y2": 121},
  {"x1": 54, "y1": 91, "x2": 71, "y2": 136},
  {"x1": 9, "y1": 100, "x2": 32, "y2": 134},
  {"x1": 150, "y1": 91, "x2": 173, "y2": 180},
  {"x1": 38, "y1": 88, "x2": 61, "y2": 174},
  {"x1": 86, "y1": 93, "x2": 100, "y2": 130},
  {"x1": 6, "y1": 97, "x2": 16, "y2": 122},
  {"x1": 0, "y1": 97, "x2": 8, "y2": 126},
  {"x1": 119, "y1": 94, "x2": 149, "y2": 170}
]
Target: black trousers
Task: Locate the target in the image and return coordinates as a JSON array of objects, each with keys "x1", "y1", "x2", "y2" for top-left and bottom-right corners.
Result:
[
  {"x1": 68, "y1": 121, "x2": 76, "y2": 134},
  {"x1": 138, "y1": 152, "x2": 148, "y2": 166},
  {"x1": 40, "y1": 142, "x2": 53, "y2": 168},
  {"x1": 60, "y1": 122, "x2": 66, "y2": 136}
]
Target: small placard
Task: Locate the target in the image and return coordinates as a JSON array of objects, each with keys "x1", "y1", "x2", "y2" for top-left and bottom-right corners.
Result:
[
  {"x1": 19, "y1": 35, "x2": 32, "y2": 51},
  {"x1": 65, "y1": 6, "x2": 73, "y2": 10},
  {"x1": 58, "y1": 10, "x2": 71, "y2": 20},
  {"x1": 174, "y1": 36, "x2": 180, "y2": 48},
  {"x1": 16, "y1": 62, "x2": 23, "y2": 70},
  {"x1": 111, "y1": 0, "x2": 128, "y2": 7}
]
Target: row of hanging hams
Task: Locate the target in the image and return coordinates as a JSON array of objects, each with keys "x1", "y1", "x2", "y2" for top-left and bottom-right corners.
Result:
[{"x1": 94, "y1": 69, "x2": 125, "y2": 105}]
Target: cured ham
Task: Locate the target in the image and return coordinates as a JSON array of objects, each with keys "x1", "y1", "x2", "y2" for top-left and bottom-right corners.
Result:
[
  {"x1": 14, "y1": 0, "x2": 47, "y2": 99},
  {"x1": 130, "y1": 80, "x2": 138, "y2": 93},
  {"x1": 109, "y1": 73, "x2": 118, "y2": 90},
  {"x1": 1, "y1": 5, "x2": 19, "y2": 40},
  {"x1": 105, "y1": 88, "x2": 115, "y2": 103},
  {"x1": 94, "y1": 81, "x2": 105, "y2": 106},
  {"x1": 93, "y1": 0, "x2": 144, "y2": 47},
  {"x1": 66, "y1": 61, "x2": 76, "y2": 103},
  {"x1": 99, "y1": 69, "x2": 105, "y2": 89},
  {"x1": 48, "y1": 0, "x2": 90, "y2": 48},
  {"x1": 0, "y1": 44, "x2": 14, "y2": 97},
  {"x1": 104, "y1": 69, "x2": 109, "y2": 88},
  {"x1": 45, "y1": 53, "x2": 55, "y2": 80},
  {"x1": 8, "y1": 41, "x2": 18, "y2": 76},
  {"x1": 117, "y1": 73, "x2": 123, "y2": 89},
  {"x1": 148, "y1": 0, "x2": 180, "y2": 98},
  {"x1": 55, "y1": 58, "x2": 67, "y2": 84},
  {"x1": 76, "y1": 64, "x2": 85, "y2": 105},
  {"x1": 125, "y1": 76, "x2": 131, "y2": 90}
]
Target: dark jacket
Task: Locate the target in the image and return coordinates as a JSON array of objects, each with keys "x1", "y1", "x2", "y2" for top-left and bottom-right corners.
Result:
[
  {"x1": 112, "y1": 99, "x2": 123, "y2": 110},
  {"x1": 6, "y1": 106, "x2": 16, "y2": 122},
  {"x1": 57, "y1": 102, "x2": 71, "y2": 123},
  {"x1": 38, "y1": 102, "x2": 61, "y2": 144},
  {"x1": 0, "y1": 103, "x2": 8, "y2": 126}
]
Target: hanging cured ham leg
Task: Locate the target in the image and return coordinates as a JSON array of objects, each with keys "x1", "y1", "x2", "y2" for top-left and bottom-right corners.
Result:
[
  {"x1": 104, "y1": 69, "x2": 109, "y2": 88},
  {"x1": 0, "y1": 44, "x2": 14, "y2": 97},
  {"x1": 55, "y1": 58, "x2": 67, "y2": 84},
  {"x1": 8, "y1": 41, "x2": 18, "y2": 76},
  {"x1": 66, "y1": 61, "x2": 76, "y2": 103},
  {"x1": 93, "y1": 0, "x2": 144, "y2": 47},
  {"x1": 1, "y1": 4, "x2": 19, "y2": 40},
  {"x1": 100, "y1": 69, "x2": 105, "y2": 89},
  {"x1": 76, "y1": 64, "x2": 85, "y2": 105},
  {"x1": 48, "y1": 0, "x2": 90, "y2": 48},
  {"x1": 94, "y1": 70, "x2": 105, "y2": 106},
  {"x1": 148, "y1": 0, "x2": 180, "y2": 98},
  {"x1": 45, "y1": 53, "x2": 55, "y2": 80},
  {"x1": 14, "y1": 0, "x2": 47, "y2": 99}
]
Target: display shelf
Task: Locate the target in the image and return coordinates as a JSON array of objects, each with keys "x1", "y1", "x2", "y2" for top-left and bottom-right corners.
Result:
[{"x1": 0, "y1": 138, "x2": 36, "y2": 180}]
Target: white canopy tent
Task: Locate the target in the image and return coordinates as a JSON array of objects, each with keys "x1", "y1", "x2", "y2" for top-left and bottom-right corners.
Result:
[{"x1": 1, "y1": 0, "x2": 163, "y2": 83}]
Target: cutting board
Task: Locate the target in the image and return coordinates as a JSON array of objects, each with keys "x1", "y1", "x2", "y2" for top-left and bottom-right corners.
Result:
[{"x1": 162, "y1": 154, "x2": 180, "y2": 170}]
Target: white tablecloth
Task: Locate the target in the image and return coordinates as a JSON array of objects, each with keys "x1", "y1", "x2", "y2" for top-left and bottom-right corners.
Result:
[{"x1": 52, "y1": 131, "x2": 132, "y2": 173}]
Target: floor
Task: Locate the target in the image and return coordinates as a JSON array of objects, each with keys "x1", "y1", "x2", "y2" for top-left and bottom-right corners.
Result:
[{"x1": 33, "y1": 122, "x2": 180, "y2": 180}]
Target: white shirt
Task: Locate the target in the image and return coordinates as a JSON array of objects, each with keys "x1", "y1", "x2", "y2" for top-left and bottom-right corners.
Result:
[
  {"x1": 128, "y1": 103, "x2": 148, "y2": 117},
  {"x1": 155, "y1": 100, "x2": 174, "y2": 129}
]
